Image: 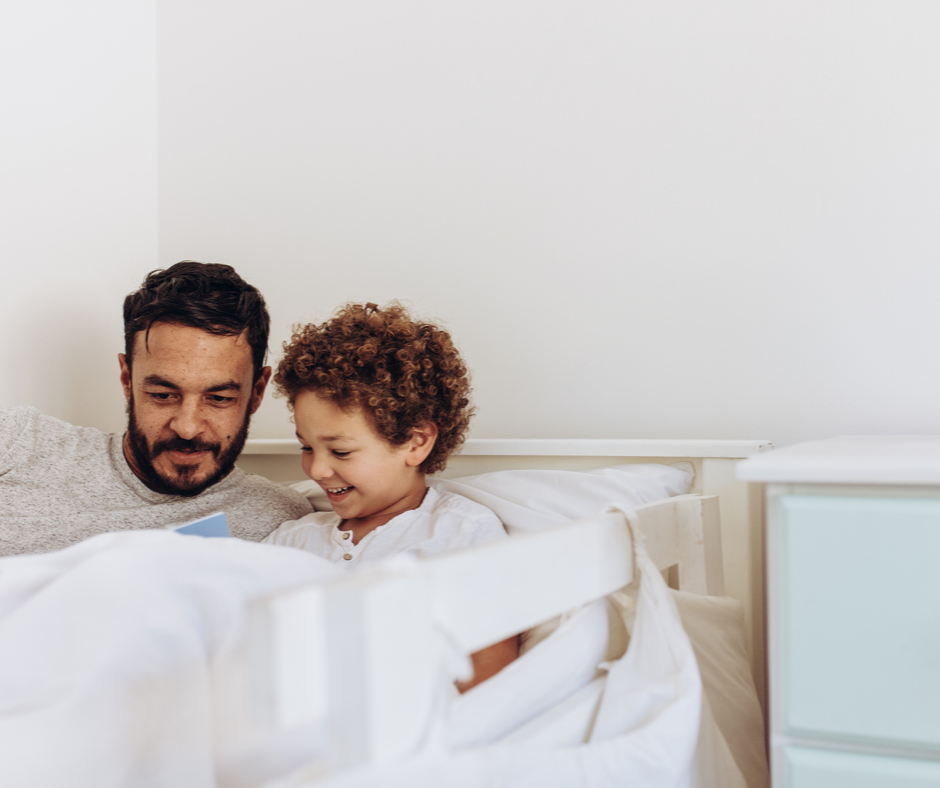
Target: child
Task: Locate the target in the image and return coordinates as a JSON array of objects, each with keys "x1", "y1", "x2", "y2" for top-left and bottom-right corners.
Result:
[{"x1": 263, "y1": 302, "x2": 517, "y2": 690}]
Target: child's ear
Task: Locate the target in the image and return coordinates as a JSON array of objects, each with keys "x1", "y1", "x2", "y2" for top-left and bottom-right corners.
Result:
[{"x1": 405, "y1": 423, "x2": 439, "y2": 468}]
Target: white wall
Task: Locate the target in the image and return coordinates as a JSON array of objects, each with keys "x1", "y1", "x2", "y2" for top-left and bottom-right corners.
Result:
[
  {"x1": 156, "y1": 1, "x2": 940, "y2": 446},
  {"x1": 0, "y1": 1, "x2": 158, "y2": 433},
  {"x1": 6, "y1": 2, "x2": 940, "y2": 448}
]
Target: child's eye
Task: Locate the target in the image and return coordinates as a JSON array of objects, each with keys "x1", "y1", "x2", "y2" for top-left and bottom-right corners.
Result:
[
  {"x1": 299, "y1": 446, "x2": 312, "y2": 454},
  {"x1": 332, "y1": 450, "x2": 351, "y2": 458}
]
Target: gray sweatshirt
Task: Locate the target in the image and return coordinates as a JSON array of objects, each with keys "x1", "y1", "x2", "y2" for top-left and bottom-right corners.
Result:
[{"x1": 0, "y1": 407, "x2": 312, "y2": 556}]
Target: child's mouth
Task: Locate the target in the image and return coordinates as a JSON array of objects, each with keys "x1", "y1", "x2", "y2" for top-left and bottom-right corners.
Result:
[{"x1": 326, "y1": 486, "x2": 354, "y2": 497}]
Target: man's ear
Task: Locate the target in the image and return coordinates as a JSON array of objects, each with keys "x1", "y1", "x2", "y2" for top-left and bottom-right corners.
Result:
[
  {"x1": 118, "y1": 354, "x2": 132, "y2": 403},
  {"x1": 405, "y1": 422, "x2": 439, "y2": 468},
  {"x1": 249, "y1": 366, "x2": 273, "y2": 415}
]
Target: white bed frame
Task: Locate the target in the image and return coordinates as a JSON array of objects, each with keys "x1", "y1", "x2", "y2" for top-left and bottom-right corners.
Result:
[
  {"x1": 240, "y1": 436, "x2": 770, "y2": 714},
  {"x1": 256, "y1": 498, "x2": 720, "y2": 783}
]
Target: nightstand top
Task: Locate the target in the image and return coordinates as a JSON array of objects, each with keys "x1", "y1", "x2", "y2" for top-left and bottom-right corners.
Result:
[{"x1": 736, "y1": 435, "x2": 940, "y2": 485}]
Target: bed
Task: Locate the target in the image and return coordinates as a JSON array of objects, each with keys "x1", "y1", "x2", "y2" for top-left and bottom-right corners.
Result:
[
  {"x1": 235, "y1": 437, "x2": 771, "y2": 788},
  {"x1": 0, "y1": 438, "x2": 769, "y2": 788},
  {"x1": 238, "y1": 437, "x2": 770, "y2": 707}
]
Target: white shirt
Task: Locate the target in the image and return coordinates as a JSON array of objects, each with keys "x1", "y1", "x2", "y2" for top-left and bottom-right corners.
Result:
[{"x1": 264, "y1": 486, "x2": 507, "y2": 566}]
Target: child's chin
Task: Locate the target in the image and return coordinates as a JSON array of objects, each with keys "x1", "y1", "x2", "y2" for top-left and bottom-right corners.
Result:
[{"x1": 329, "y1": 495, "x2": 358, "y2": 514}]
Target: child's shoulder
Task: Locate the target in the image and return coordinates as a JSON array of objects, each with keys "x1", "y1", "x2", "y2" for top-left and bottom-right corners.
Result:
[
  {"x1": 423, "y1": 486, "x2": 507, "y2": 547},
  {"x1": 426, "y1": 485, "x2": 498, "y2": 520}
]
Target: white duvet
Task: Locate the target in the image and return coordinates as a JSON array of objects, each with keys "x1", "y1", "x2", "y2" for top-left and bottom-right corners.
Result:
[
  {"x1": 0, "y1": 462, "x2": 766, "y2": 788},
  {"x1": 0, "y1": 527, "x2": 704, "y2": 788},
  {"x1": 0, "y1": 531, "x2": 338, "y2": 788}
]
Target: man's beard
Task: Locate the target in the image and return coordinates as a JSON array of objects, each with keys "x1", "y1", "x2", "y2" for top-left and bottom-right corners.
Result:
[{"x1": 125, "y1": 394, "x2": 251, "y2": 498}]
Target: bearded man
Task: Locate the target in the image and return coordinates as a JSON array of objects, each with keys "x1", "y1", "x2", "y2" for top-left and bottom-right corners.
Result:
[{"x1": 0, "y1": 262, "x2": 312, "y2": 556}]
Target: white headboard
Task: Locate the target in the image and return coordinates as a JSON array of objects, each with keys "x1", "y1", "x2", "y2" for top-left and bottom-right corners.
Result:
[{"x1": 239, "y1": 437, "x2": 772, "y2": 710}]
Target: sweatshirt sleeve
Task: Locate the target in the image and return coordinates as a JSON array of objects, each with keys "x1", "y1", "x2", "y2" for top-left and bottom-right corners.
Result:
[{"x1": 0, "y1": 407, "x2": 34, "y2": 477}]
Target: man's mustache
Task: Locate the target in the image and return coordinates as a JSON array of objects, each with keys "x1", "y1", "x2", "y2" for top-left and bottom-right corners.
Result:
[{"x1": 152, "y1": 436, "x2": 221, "y2": 457}]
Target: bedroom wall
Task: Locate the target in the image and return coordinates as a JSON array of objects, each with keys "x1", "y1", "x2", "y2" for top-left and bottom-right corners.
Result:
[
  {"x1": 156, "y1": 1, "x2": 940, "y2": 447},
  {"x1": 5, "y1": 2, "x2": 939, "y2": 448},
  {"x1": 0, "y1": 1, "x2": 158, "y2": 433}
]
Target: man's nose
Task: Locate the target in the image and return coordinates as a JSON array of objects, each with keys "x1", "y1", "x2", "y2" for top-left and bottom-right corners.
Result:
[{"x1": 169, "y1": 398, "x2": 206, "y2": 441}]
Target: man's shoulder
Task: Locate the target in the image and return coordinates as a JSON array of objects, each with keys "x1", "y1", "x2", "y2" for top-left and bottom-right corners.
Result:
[
  {"x1": 1, "y1": 407, "x2": 109, "y2": 472},
  {"x1": 194, "y1": 470, "x2": 313, "y2": 542},
  {"x1": 1, "y1": 406, "x2": 105, "y2": 440},
  {"x1": 0, "y1": 407, "x2": 38, "y2": 473},
  {"x1": 218, "y1": 469, "x2": 314, "y2": 515},
  {"x1": 0, "y1": 406, "x2": 33, "y2": 434},
  {"x1": 1, "y1": 406, "x2": 41, "y2": 435}
]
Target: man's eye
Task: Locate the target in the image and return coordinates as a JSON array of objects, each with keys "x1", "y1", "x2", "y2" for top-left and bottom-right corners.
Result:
[
  {"x1": 209, "y1": 395, "x2": 235, "y2": 404},
  {"x1": 147, "y1": 392, "x2": 174, "y2": 401}
]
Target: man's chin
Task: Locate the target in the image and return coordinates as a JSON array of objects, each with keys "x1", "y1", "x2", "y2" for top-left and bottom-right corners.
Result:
[{"x1": 152, "y1": 459, "x2": 223, "y2": 498}]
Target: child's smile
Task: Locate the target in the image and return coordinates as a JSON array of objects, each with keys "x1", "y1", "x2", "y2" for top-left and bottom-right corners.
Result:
[{"x1": 293, "y1": 390, "x2": 436, "y2": 537}]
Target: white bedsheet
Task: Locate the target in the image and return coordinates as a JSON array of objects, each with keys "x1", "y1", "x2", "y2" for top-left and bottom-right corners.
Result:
[
  {"x1": 0, "y1": 531, "x2": 339, "y2": 788},
  {"x1": 0, "y1": 514, "x2": 762, "y2": 788}
]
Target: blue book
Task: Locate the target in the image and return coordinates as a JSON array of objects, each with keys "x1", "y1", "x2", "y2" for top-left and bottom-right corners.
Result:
[{"x1": 172, "y1": 511, "x2": 230, "y2": 538}]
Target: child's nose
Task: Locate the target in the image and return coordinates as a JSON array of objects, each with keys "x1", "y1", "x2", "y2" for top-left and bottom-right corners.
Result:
[{"x1": 307, "y1": 454, "x2": 334, "y2": 481}]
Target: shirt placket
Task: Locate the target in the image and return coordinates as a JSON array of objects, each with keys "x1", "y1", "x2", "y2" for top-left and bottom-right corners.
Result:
[{"x1": 332, "y1": 526, "x2": 356, "y2": 562}]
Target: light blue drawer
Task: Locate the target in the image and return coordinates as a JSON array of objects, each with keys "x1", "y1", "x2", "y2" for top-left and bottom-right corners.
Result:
[
  {"x1": 778, "y1": 495, "x2": 940, "y2": 751},
  {"x1": 784, "y1": 746, "x2": 940, "y2": 787}
]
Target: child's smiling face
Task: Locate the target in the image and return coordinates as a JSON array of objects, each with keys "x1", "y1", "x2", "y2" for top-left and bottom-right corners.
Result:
[{"x1": 293, "y1": 389, "x2": 436, "y2": 526}]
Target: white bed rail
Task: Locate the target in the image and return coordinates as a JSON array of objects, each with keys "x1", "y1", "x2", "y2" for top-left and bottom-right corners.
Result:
[
  {"x1": 239, "y1": 437, "x2": 767, "y2": 712},
  {"x1": 254, "y1": 494, "x2": 721, "y2": 777}
]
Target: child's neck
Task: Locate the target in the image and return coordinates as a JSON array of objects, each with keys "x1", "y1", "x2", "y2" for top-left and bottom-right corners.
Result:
[{"x1": 342, "y1": 477, "x2": 429, "y2": 545}]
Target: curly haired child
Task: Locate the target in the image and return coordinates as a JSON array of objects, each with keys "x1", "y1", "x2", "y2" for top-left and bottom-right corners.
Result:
[{"x1": 263, "y1": 302, "x2": 517, "y2": 690}]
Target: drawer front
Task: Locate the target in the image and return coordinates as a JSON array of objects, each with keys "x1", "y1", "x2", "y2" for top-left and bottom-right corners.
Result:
[
  {"x1": 784, "y1": 745, "x2": 940, "y2": 788},
  {"x1": 777, "y1": 495, "x2": 940, "y2": 751}
]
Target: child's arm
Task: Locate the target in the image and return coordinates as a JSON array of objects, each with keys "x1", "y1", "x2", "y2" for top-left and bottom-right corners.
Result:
[{"x1": 456, "y1": 634, "x2": 520, "y2": 693}]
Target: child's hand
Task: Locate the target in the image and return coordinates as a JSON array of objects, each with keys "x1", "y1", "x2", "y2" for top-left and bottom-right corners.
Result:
[{"x1": 457, "y1": 634, "x2": 520, "y2": 693}]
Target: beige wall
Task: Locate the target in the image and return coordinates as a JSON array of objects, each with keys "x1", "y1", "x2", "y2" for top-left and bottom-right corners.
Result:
[{"x1": 5, "y1": 2, "x2": 940, "y2": 447}]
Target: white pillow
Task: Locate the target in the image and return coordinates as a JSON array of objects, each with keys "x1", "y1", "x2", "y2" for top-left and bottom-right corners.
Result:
[
  {"x1": 430, "y1": 463, "x2": 693, "y2": 534},
  {"x1": 290, "y1": 463, "x2": 693, "y2": 519}
]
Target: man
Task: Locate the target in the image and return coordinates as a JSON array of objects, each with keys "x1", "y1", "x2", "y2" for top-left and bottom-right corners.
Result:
[{"x1": 0, "y1": 262, "x2": 312, "y2": 556}]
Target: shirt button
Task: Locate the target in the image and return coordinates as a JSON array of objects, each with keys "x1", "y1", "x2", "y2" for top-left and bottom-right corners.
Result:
[
  {"x1": 342, "y1": 532, "x2": 350, "y2": 540},
  {"x1": 344, "y1": 554, "x2": 352, "y2": 561}
]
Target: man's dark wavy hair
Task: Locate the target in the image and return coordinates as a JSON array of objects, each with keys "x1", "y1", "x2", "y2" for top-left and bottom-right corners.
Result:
[{"x1": 123, "y1": 261, "x2": 270, "y2": 381}]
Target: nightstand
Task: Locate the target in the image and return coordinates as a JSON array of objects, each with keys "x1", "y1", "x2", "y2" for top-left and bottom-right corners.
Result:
[{"x1": 738, "y1": 437, "x2": 940, "y2": 787}]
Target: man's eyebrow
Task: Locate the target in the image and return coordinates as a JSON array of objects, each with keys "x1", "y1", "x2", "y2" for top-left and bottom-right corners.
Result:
[
  {"x1": 141, "y1": 375, "x2": 242, "y2": 393},
  {"x1": 142, "y1": 374, "x2": 179, "y2": 389},
  {"x1": 205, "y1": 380, "x2": 242, "y2": 393}
]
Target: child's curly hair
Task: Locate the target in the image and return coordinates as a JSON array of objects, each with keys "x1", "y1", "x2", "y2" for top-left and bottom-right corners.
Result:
[{"x1": 274, "y1": 302, "x2": 474, "y2": 475}]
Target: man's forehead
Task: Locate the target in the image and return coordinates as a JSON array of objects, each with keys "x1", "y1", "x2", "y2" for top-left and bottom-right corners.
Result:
[
  {"x1": 133, "y1": 322, "x2": 249, "y2": 353},
  {"x1": 131, "y1": 322, "x2": 253, "y2": 370}
]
